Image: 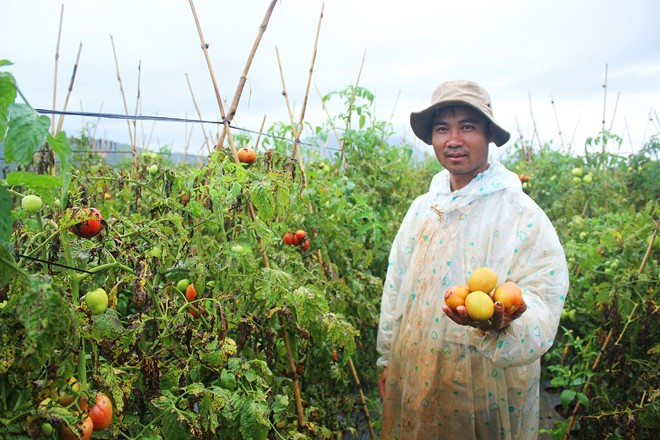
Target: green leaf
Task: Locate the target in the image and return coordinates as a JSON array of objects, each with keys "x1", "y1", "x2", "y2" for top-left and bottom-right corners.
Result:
[
  {"x1": 0, "y1": 60, "x2": 13, "y2": 67},
  {"x1": 250, "y1": 179, "x2": 275, "y2": 222},
  {"x1": 239, "y1": 399, "x2": 270, "y2": 440},
  {"x1": 0, "y1": 72, "x2": 17, "y2": 142},
  {"x1": 6, "y1": 171, "x2": 62, "y2": 190},
  {"x1": 576, "y1": 392, "x2": 590, "y2": 409},
  {"x1": 0, "y1": 185, "x2": 12, "y2": 243},
  {"x1": 4, "y1": 103, "x2": 51, "y2": 164},
  {"x1": 0, "y1": 243, "x2": 17, "y2": 290},
  {"x1": 560, "y1": 389, "x2": 576, "y2": 411},
  {"x1": 15, "y1": 274, "x2": 76, "y2": 372},
  {"x1": 48, "y1": 131, "x2": 72, "y2": 203}
]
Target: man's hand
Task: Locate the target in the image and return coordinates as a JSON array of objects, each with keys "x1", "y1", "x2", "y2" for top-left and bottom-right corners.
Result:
[
  {"x1": 442, "y1": 300, "x2": 527, "y2": 332},
  {"x1": 379, "y1": 367, "x2": 388, "y2": 401}
]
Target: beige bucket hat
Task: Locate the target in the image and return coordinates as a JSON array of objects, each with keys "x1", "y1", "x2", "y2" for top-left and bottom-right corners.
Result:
[{"x1": 410, "y1": 80, "x2": 511, "y2": 147}]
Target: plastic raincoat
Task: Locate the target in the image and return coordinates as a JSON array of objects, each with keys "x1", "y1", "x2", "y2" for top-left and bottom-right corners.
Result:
[{"x1": 377, "y1": 161, "x2": 569, "y2": 439}]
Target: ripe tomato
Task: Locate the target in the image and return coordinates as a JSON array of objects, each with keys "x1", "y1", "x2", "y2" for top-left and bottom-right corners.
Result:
[
  {"x1": 89, "y1": 392, "x2": 113, "y2": 431},
  {"x1": 237, "y1": 147, "x2": 257, "y2": 163},
  {"x1": 299, "y1": 238, "x2": 311, "y2": 252},
  {"x1": 185, "y1": 284, "x2": 198, "y2": 301},
  {"x1": 59, "y1": 414, "x2": 93, "y2": 440},
  {"x1": 332, "y1": 349, "x2": 339, "y2": 363},
  {"x1": 188, "y1": 306, "x2": 199, "y2": 318},
  {"x1": 295, "y1": 229, "x2": 306, "y2": 240},
  {"x1": 283, "y1": 232, "x2": 296, "y2": 245},
  {"x1": 70, "y1": 207, "x2": 104, "y2": 238}
]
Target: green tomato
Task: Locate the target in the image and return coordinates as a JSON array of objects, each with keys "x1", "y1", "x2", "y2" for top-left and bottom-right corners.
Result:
[
  {"x1": 582, "y1": 174, "x2": 593, "y2": 184},
  {"x1": 231, "y1": 245, "x2": 244, "y2": 253},
  {"x1": 176, "y1": 279, "x2": 190, "y2": 292},
  {"x1": 571, "y1": 167, "x2": 583, "y2": 177},
  {"x1": 572, "y1": 177, "x2": 583, "y2": 184},
  {"x1": 148, "y1": 164, "x2": 159, "y2": 176},
  {"x1": 41, "y1": 422, "x2": 53, "y2": 435},
  {"x1": 21, "y1": 195, "x2": 43, "y2": 213},
  {"x1": 85, "y1": 288, "x2": 109, "y2": 315}
]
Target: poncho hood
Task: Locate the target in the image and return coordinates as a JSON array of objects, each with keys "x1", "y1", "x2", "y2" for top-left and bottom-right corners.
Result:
[{"x1": 428, "y1": 161, "x2": 521, "y2": 214}]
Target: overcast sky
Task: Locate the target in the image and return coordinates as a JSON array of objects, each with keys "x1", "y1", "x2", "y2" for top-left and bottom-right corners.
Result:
[{"x1": 2, "y1": 0, "x2": 659, "y2": 159}]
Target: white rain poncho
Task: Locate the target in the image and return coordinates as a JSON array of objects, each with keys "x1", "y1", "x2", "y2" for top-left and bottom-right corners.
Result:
[{"x1": 377, "y1": 161, "x2": 569, "y2": 439}]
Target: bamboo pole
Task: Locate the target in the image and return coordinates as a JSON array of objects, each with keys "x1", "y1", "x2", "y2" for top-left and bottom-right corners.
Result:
[
  {"x1": 563, "y1": 328, "x2": 613, "y2": 439},
  {"x1": 348, "y1": 358, "x2": 376, "y2": 440},
  {"x1": 51, "y1": 4, "x2": 64, "y2": 135},
  {"x1": 528, "y1": 91, "x2": 543, "y2": 154},
  {"x1": 187, "y1": 0, "x2": 239, "y2": 162},
  {"x1": 55, "y1": 41, "x2": 83, "y2": 134},
  {"x1": 217, "y1": 0, "x2": 278, "y2": 148},
  {"x1": 133, "y1": 60, "x2": 142, "y2": 150},
  {"x1": 185, "y1": 73, "x2": 211, "y2": 155},
  {"x1": 187, "y1": 0, "x2": 269, "y2": 268},
  {"x1": 550, "y1": 95, "x2": 565, "y2": 151},
  {"x1": 279, "y1": 312, "x2": 306, "y2": 429},
  {"x1": 601, "y1": 63, "x2": 608, "y2": 152},
  {"x1": 255, "y1": 115, "x2": 267, "y2": 150},
  {"x1": 109, "y1": 34, "x2": 136, "y2": 173}
]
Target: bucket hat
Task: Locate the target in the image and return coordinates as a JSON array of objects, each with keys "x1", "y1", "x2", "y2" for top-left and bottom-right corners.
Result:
[{"x1": 410, "y1": 80, "x2": 510, "y2": 146}]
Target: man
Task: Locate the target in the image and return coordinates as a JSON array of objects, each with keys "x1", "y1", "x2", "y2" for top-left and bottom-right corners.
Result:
[{"x1": 376, "y1": 80, "x2": 569, "y2": 439}]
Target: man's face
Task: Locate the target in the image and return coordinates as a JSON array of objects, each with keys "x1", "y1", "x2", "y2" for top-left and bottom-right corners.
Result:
[{"x1": 431, "y1": 105, "x2": 494, "y2": 191}]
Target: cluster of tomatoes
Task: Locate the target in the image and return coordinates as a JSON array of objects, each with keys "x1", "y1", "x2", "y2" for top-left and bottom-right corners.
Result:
[
  {"x1": 518, "y1": 174, "x2": 531, "y2": 182},
  {"x1": 53, "y1": 379, "x2": 113, "y2": 440},
  {"x1": 283, "y1": 229, "x2": 311, "y2": 252}
]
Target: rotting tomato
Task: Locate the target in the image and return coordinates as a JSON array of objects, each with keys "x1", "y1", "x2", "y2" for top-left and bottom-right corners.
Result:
[
  {"x1": 59, "y1": 414, "x2": 93, "y2": 440},
  {"x1": 237, "y1": 147, "x2": 257, "y2": 163},
  {"x1": 69, "y1": 207, "x2": 105, "y2": 238},
  {"x1": 89, "y1": 392, "x2": 113, "y2": 431},
  {"x1": 185, "y1": 284, "x2": 198, "y2": 301},
  {"x1": 299, "y1": 238, "x2": 311, "y2": 252}
]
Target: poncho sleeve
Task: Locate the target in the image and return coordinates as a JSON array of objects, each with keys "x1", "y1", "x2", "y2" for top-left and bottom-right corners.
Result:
[
  {"x1": 470, "y1": 208, "x2": 570, "y2": 368},
  {"x1": 376, "y1": 195, "x2": 426, "y2": 367}
]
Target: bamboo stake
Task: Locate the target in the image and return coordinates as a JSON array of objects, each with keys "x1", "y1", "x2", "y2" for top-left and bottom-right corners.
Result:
[
  {"x1": 285, "y1": 2, "x2": 324, "y2": 190},
  {"x1": 217, "y1": 0, "x2": 278, "y2": 148},
  {"x1": 109, "y1": 34, "x2": 136, "y2": 173},
  {"x1": 134, "y1": 60, "x2": 142, "y2": 150},
  {"x1": 55, "y1": 41, "x2": 83, "y2": 134},
  {"x1": 348, "y1": 358, "x2": 376, "y2": 440},
  {"x1": 187, "y1": 0, "x2": 269, "y2": 268},
  {"x1": 528, "y1": 92, "x2": 543, "y2": 154},
  {"x1": 550, "y1": 95, "x2": 565, "y2": 151},
  {"x1": 601, "y1": 63, "x2": 608, "y2": 151},
  {"x1": 255, "y1": 114, "x2": 267, "y2": 150},
  {"x1": 51, "y1": 3, "x2": 64, "y2": 135},
  {"x1": 279, "y1": 312, "x2": 306, "y2": 429},
  {"x1": 563, "y1": 328, "x2": 613, "y2": 439},
  {"x1": 187, "y1": 0, "x2": 239, "y2": 162},
  {"x1": 185, "y1": 73, "x2": 211, "y2": 155},
  {"x1": 314, "y1": 84, "x2": 342, "y2": 158}
]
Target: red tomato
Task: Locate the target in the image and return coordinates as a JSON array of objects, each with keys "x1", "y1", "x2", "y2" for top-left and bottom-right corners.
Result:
[
  {"x1": 299, "y1": 238, "x2": 311, "y2": 252},
  {"x1": 89, "y1": 392, "x2": 113, "y2": 431},
  {"x1": 237, "y1": 147, "x2": 257, "y2": 163},
  {"x1": 185, "y1": 284, "x2": 198, "y2": 302},
  {"x1": 283, "y1": 232, "x2": 296, "y2": 245},
  {"x1": 332, "y1": 349, "x2": 339, "y2": 363},
  {"x1": 70, "y1": 207, "x2": 104, "y2": 238},
  {"x1": 188, "y1": 306, "x2": 199, "y2": 318},
  {"x1": 295, "y1": 229, "x2": 306, "y2": 240},
  {"x1": 59, "y1": 414, "x2": 93, "y2": 440}
]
